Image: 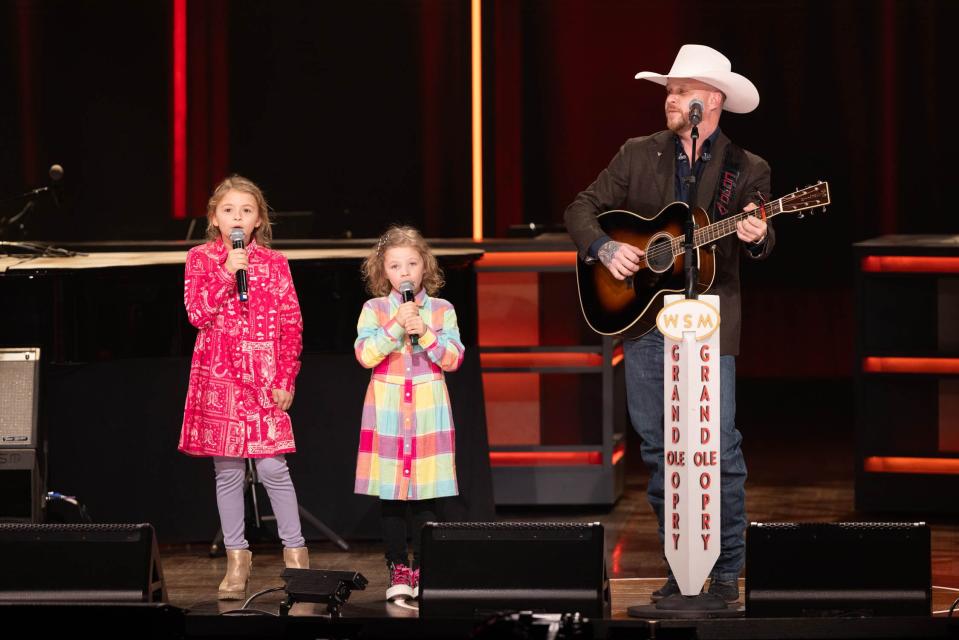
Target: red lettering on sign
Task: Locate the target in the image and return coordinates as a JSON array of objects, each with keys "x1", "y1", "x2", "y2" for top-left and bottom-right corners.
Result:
[
  {"x1": 700, "y1": 344, "x2": 710, "y2": 362},
  {"x1": 700, "y1": 473, "x2": 711, "y2": 489},
  {"x1": 693, "y1": 451, "x2": 718, "y2": 467},
  {"x1": 702, "y1": 533, "x2": 710, "y2": 550}
]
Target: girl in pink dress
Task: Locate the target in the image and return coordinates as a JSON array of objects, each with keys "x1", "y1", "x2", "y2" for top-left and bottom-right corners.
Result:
[{"x1": 178, "y1": 175, "x2": 308, "y2": 600}]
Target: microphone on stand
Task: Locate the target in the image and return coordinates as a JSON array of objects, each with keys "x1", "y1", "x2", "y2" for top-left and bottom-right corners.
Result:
[
  {"x1": 399, "y1": 280, "x2": 418, "y2": 346},
  {"x1": 48, "y1": 164, "x2": 63, "y2": 208},
  {"x1": 688, "y1": 99, "x2": 704, "y2": 126},
  {"x1": 229, "y1": 227, "x2": 249, "y2": 302}
]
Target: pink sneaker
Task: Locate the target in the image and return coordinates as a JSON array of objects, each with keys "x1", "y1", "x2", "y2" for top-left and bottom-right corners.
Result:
[
  {"x1": 411, "y1": 568, "x2": 420, "y2": 599},
  {"x1": 386, "y1": 563, "x2": 414, "y2": 601}
]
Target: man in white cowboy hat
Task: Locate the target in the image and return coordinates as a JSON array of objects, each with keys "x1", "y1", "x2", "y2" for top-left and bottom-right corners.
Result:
[{"x1": 565, "y1": 44, "x2": 774, "y2": 603}]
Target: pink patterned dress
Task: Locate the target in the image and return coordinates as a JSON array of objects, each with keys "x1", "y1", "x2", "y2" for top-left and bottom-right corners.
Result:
[{"x1": 178, "y1": 240, "x2": 303, "y2": 458}]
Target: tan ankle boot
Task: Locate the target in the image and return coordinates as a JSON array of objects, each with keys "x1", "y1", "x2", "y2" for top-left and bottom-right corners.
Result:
[
  {"x1": 218, "y1": 549, "x2": 252, "y2": 600},
  {"x1": 283, "y1": 546, "x2": 310, "y2": 569}
]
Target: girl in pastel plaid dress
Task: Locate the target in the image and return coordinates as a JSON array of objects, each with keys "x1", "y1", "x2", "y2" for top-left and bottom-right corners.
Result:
[{"x1": 354, "y1": 226, "x2": 464, "y2": 602}]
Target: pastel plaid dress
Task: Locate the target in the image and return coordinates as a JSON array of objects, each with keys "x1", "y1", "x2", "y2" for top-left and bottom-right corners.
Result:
[{"x1": 353, "y1": 289, "x2": 464, "y2": 500}]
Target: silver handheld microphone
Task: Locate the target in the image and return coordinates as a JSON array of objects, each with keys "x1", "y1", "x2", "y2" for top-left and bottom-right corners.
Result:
[{"x1": 229, "y1": 228, "x2": 248, "y2": 302}]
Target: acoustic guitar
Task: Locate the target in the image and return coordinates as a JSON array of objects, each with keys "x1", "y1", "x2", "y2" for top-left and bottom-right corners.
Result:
[{"x1": 575, "y1": 181, "x2": 830, "y2": 339}]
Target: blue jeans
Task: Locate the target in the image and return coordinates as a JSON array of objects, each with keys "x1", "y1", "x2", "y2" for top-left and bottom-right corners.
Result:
[{"x1": 624, "y1": 330, "x2": 747, "y2": 582}]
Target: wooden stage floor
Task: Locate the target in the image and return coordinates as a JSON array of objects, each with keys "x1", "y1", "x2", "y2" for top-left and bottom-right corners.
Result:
[
  {"x1": 157, "y1": 378, "x2": 959, "y2": 622},
  {"x1": 159, "y1": 475, "x2": 959, "y2": 619}
]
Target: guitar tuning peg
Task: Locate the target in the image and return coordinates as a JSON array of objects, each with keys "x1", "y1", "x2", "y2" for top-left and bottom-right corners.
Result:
[
  {"x1": 821, "y1": 206, "x2": 827, "y2": 214},
  {"x1": 797, "y1": 211, "x2": 805, "y2": 219}
]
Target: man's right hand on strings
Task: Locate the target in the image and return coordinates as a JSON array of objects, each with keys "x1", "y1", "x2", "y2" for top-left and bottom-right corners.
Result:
[{"x1": 598, "y1": 240, "x2": 645, "y2": 280}]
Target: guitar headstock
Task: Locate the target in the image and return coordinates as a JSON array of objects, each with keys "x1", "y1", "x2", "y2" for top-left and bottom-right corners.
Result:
[{"x1": 781, "y1": 181, "x2": 830, "y2": 217}]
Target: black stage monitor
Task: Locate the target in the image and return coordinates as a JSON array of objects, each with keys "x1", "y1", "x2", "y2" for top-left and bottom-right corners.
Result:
[
  {"x1": 0, "y1": 523, "x2": 167, "y2": 603},
  {"x1": 419, "y1": 522, "x2": 609, "y2": 618},
  {"x1": 746, "y1": 522, "x2": 930, "y2": 617}
]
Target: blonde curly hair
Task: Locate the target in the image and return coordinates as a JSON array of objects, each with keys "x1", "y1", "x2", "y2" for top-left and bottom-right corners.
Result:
[
  {"x1": 205, "y1": 175, "x2": 273, "y2": 247},
  {"x1": 362, "y1": 225, "x2": 444, "y2": 297}
]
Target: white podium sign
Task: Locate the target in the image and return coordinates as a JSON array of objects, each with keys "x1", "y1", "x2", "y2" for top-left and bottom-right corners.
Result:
[{"x1": 656, "y1": 294, "x2": 721, "y2": 596}]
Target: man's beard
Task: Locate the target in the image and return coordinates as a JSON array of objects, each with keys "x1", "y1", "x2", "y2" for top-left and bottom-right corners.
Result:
[{"x1": 666, "y1": 111, "x2": 688, "y2": 133}]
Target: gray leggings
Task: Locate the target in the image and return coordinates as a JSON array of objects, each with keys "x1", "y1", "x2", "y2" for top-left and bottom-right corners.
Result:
[{"x1": 213, "y1": 455, "x2": 305, "y2": 550}]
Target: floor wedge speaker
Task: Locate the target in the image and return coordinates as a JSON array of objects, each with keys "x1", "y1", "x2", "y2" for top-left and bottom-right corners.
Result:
[
  {"x1": 0, "y1": 523, "x2": 167, "y2": 603},
  {"x1": 746, "y1": 522, "x2": 930, "y2": 617},
  {"x1": 419, "y1": 522, "x2": 609, "y2": 618}
]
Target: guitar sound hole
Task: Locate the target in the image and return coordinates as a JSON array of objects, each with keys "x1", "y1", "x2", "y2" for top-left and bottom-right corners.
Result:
[{"x1": 645, "y1": 234, "x2": 674, "y2": 273}]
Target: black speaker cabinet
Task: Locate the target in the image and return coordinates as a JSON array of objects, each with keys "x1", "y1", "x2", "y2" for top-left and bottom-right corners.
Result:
[
  {"x1": 0, "y1": 523, "x2": 167, "y2": 603},
  {"x1": 0, "y1": 448, "x2": 42, "y2": 522},
  {"x1": 419, "y1": 522, "x2": 609, "y2": 618},
  {"x1": 746, "y1": 522, "x2": 930, "y2": 617}
]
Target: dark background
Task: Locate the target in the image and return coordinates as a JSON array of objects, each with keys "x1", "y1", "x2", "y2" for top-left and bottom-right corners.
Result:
[
  {"x1": 1, "y1": 1, "x2": 956, "y2": 537},
  {"x1": 3, "y1": 0, "x2": 955, "y2": 377}
]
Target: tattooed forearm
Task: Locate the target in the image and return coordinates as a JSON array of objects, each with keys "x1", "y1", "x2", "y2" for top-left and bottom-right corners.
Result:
[{"x1": 597, "y1": 240, "x2": 620, "y2": 268}]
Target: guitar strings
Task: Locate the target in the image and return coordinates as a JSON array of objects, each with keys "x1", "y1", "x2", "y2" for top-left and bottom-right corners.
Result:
[
  {"x1": 638, "y1": 200, "x2": 785, "y2": 264},
  {"x1": 626, "y1": 186, "x2": 825, "y2": 267}
]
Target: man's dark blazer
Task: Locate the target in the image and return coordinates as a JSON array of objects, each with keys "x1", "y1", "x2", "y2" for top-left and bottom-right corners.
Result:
[{"x1": 564, "y1": 129, "x2": 774, "y2": 356}]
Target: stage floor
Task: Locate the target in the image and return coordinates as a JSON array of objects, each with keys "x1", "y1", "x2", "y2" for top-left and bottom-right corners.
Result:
[{"x1": 159, "y1": 473, "x2": 959, "y2": 619}]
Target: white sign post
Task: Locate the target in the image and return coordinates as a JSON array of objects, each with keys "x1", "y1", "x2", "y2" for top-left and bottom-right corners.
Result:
[{"x1": 656, "y1": 294, "x2": 721, "y2": 597}]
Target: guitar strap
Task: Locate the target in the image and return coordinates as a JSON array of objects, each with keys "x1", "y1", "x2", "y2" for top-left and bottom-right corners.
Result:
[{"x1": 709, "y1": 142, "x2": 746, "y2": 221}]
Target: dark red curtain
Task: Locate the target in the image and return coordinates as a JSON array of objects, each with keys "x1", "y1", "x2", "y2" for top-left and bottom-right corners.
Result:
[{"x1": 484, "y1": 0, "x2": 957, "y2": 376}]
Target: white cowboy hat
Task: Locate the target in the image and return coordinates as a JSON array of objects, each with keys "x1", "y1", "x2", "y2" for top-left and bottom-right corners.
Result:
[{"x1": 634, "y1": 44, "x2": 759, "y2": 114}]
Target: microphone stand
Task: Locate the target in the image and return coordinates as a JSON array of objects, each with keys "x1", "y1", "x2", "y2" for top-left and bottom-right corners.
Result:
[
  {"x1": 0, "y1": 186, "x2": 77, "y2": 256},
  {"x1": 683, "y1": 123, "x2": 699, "y2": 300}
]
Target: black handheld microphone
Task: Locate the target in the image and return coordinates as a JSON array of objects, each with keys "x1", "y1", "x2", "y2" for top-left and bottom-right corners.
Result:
[
  {"x1": 229, "y1": 227, "x2": 249, "y2": 302},
  {"x1": 399, "y1": 280, "x2": 418, "y2": 346},
  {"x1": 688, "y1": 99, "x2": 704, "y2": 126}
]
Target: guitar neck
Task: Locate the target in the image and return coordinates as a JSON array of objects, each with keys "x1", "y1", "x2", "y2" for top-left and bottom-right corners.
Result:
[{"x1": 669, "y1": 199, "x2": 785, "y2": 255}]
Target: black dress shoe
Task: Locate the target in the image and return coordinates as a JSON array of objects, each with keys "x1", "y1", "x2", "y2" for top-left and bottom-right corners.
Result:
[
  {"x1": 707, "y1": 578, "x2": 739, "y2": 602},
  {"x1": 650, "y1": 577, "x2": 680, "y2": 602}
]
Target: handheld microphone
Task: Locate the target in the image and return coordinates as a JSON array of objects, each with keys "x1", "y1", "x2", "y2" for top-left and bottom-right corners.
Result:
[
  {"x1": 399, "y1": 280, "x2": 418, "y2": 346},
  {"x1": 229, "y1": 227, "x2": 249, "y2": 302},
  {"x1": 688, "y1": 99, "x2": 704, "y2": 126}
]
